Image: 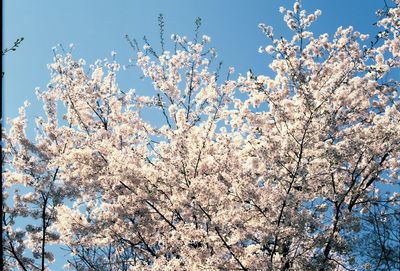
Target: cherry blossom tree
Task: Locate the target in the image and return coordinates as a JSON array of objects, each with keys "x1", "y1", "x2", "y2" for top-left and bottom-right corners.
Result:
[{"x1": 2, "y1": 1, "x2": 400, "y2": 270}]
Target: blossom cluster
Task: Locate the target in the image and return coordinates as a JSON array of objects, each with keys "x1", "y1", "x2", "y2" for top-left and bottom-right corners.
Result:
[{"x1": 3, "y1": 1, "x2": 400, "y2": 270}]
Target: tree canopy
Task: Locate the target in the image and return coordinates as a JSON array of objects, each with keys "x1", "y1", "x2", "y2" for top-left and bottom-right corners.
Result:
[{"x1": 2, "y1": 1, "x2": 400, "y2": 270}]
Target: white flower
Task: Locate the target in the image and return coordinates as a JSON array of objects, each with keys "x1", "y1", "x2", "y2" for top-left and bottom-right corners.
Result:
[
  {"x1": 258, "y1": 24, "x2": 274, "y2": 38},
  {"x1": 92, "y1": 67, "x2": 103, "y2": 82},
  {"x1": 202, "y1": 35, "x2": 211, "y2": 43},
  {"x1": 360, "y1": 34, "x2": 369, "y2": 41},
  {"x1": 265, "y1": 45, "x2": 275, "y2": 54},
  {"x1": 168, "y1": 104, "x2": 178, "y2": 116},
  {"x1": 293, "y1": 2, "x2": 300, "y2": 13}
]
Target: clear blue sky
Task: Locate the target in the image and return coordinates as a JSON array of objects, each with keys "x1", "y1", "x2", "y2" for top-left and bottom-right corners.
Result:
[
  {"x1": 3, "y1": 0, "x2": 384, "y2": 123},
  {"x1": 2, "y1": 0, "x2": 386, "y2": 269}
]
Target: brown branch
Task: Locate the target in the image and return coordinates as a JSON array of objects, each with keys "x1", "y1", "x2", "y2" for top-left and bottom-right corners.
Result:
[
  {"x1": 215, "y1": 226, "x2": 248, "y2": 271},
  {"x1": 145, "y1": 200, "x2": 176, "y2": 230},
  {"x1": 270, "y1": 121, "x2": 308, "y2": 262}
]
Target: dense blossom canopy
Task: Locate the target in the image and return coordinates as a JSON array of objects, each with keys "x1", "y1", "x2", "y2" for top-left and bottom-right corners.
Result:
[{"x1": 2, "y1": 1, "x2": 400, "y2": 270}]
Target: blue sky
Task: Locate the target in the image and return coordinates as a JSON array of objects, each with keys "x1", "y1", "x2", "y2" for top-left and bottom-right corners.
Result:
[
  {"x1": 3, "y1": 0, "x2": 384, "y2": 123},
  {"x1": 2, "y1": 0, "x2": 387, "y2": 269}
]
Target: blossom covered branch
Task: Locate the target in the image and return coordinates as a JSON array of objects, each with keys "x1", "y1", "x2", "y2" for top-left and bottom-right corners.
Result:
[{"x1": 2, "y1": 1, "x2": 400, "y2": 270}]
